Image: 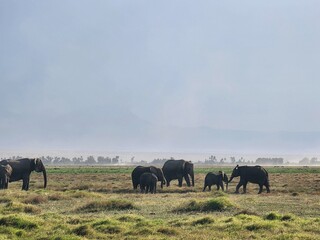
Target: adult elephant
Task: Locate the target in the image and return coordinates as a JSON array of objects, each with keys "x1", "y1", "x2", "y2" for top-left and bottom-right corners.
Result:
[
  {"x1": 0, "y1": 158, "x2": 47, "y2": 191},
  {"x1": 131, "y1": 166, "x2": 166, "y2": 189},
  {"x1": 228, "y1": 165, "x2": 270, "y2": 194},
  {"x1": 162, "y1": 159, "x2": 194, "y2": 187},
  {"x1": 0, "y1": 164, "x2": 13, "y2": 189}
]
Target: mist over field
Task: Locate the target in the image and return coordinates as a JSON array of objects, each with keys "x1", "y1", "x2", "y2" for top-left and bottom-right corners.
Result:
[{"x1": 1, "y1": 1, "x2": 320, "y2": 155}]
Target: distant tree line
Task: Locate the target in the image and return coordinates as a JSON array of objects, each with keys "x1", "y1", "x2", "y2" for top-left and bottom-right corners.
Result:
[
  {"x1": 1, "y1": 156, "x2": 121, "y2": 165},
  {"x1": 299, "y1": 157, "x2": 320, "y2": 165},
  {"x1": 255, "y1": 158, "x2": 284, "y2": 165}
]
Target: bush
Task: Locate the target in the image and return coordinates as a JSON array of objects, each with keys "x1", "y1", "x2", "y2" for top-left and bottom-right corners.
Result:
[
  {"x1": 0, "y1": 216, "x2": 38, "y2": 229},
  {"x1": 265, "y1": 212, "x2": 282, "y2": 220},
  {"x1": 192, "y1": 216, "x2": 215, "y2": 225},
  {"x1": 23, "y1": 195, "x2": 48, "y2": 205},
  {"x1": 117, "y1": 214, "x2": 144, "y2": 222},
  {"x1": 72, "y1": 225, "x2": 93, "y2": 236},
  {"x1": 175, "y1": 197, "x2": 234, "y2": 212},
  {"x1": 157, "y1": 227, "x2": 178, "y2": 236},
  {"x1": 281, "y1": 214, "x2": 295, "y2": 221},
  {"x1": 24, "y1": 205, "x2": 41, "y2": 214},
  {"x1": 77, "y1": 199, "x2": 136, "y2": 212}
]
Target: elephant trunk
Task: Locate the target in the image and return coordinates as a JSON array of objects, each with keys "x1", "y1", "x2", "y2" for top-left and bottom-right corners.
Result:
[
  {"x1": 226, "y1": 181, "x2": 228, "y2": 191},
  {"x1": 190, "y1": 169, "x2": 195, "y2": 187},
  {"x1": 42, "y1": 166, "x2": 47, "y2": 189},
  {"x1": 161, "y1": 180, "x2": 166, "y2": 189},
  {"x1": 228, "y1": 176, "x2": 233, "y2": 183}
]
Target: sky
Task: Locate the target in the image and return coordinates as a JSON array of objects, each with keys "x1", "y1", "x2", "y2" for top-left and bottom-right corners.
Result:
[{"x1": 1, "y1": 1, "x2": 320, "y2": 153}]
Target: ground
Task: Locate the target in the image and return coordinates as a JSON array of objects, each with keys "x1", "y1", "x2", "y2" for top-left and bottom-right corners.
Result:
[{"x1": 0, "y1": 166, "x2": 319, "y2": 239}]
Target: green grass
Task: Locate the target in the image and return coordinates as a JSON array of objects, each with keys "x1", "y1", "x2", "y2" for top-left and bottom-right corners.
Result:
[
  {"x1": 0, "y1": 166, "x2": 319, "y2": 239},
  {"x1": 46, "y1": 165, "x2": 320, "y2": 174}
]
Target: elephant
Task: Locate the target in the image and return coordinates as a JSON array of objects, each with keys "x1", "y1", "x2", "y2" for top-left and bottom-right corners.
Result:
[
  {"x1": 131, "y1": 166, "x2": 166, "y2": 189},
  {"x1": 0, "y1": 164, "x2": 13, "y2": 189},
  {"x1": 203, "y1": 171, "x2": 228, "y2": 192},
  {"x1": 228, "y1": 165, "x2": 270, "y2": 194},
  {"x1": 162, "y1": 159, "x2": 194, "y2": 187},
  {"x1": 140, "y1": 172, "x2": 158, "y2": 194},
  {"x1": 0, "y1": 158, "x2": 47, "y2": 191}
]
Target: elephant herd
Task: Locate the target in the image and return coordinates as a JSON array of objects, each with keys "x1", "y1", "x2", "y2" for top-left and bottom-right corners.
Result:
[
  {"x1": 132, "y1": 159, "x2": 270, "y2": 194},
  {"x1": 0, "y1": 158, "x2": 270, "y2": 195}
]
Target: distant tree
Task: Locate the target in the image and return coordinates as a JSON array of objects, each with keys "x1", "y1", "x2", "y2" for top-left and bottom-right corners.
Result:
[
  {"x1": 112, "y1": 156, "x2": 119, "y2": 164},
  {"x1": 299, "y1": 157, "x2": 310, "y2": 165},
  {"x1": 86, "y1": 156, "x2": 96, "y2": 164}
]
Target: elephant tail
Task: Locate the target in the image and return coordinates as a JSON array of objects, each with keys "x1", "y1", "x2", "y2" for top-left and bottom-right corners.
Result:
[{"x1": 265, "y1": 171, "x2": 270, "y2": 187}]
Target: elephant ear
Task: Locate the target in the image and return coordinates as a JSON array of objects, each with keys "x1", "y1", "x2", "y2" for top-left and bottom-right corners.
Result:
[{"x1": 149, "y1": 167, "x2": 157, "y2": 175}]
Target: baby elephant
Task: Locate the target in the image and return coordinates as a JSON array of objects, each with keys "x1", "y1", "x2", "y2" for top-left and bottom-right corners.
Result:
[
  {"x1": 140, "y1": 172, "x2": 158, "y2": 194},
  {"x1": 0, "y1": 164, "x2": 13, "y2": 189},
  {"x1": 203, "y1": 171, "x2": 228, "y2": 192}
]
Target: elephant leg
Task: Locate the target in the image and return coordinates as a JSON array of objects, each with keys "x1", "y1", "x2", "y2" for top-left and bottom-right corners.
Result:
[
  {"x1": 217, "y1": 184, "x2": 220, "y2": 190},
  {"x1": 166, "y1": 178, "x2": 171, "y2": 187},
  {"x1": 265, "y1": 182, "x2": 270, "y2": 193},
  {"x1": 133, "y1": 182, "x2": 139, "y2": 190},
  {"x1": 258, "y1": 184, "x2": 263, "y2": 194},
  {"x1": 154, "y1": 183, "x2": 157, "y2": 194},
  {"x1": 4, "y1": 176, "x2": 9, "y2": 189},
  {"x1": 235, "y1": 182, "x2": 243, "y2": 194},
  {"x1": 178, "y1": 177, "x2": 183, "y2": 187},
  {"x1": 221, "y1": 183, "x2": 224, "y2": 191},
  {"x1": 208, "y1": 185, "x2": 211, "y2": 191},
  {"x1": 184, "y1": 174, "x2": 191, "y2": 187},
  {"x1": 243, "y1": 182, "x2": 248, "y2": 193},
  {"x1": 203, "y1": 184, "x2": 207, "y2": 192},
  {"x1": 22, "y1": 176, "x2": 30, "y2": 191}
]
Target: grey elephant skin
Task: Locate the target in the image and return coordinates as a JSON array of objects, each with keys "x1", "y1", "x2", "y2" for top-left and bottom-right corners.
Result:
[
  {"x1": 229, "y1": 165, "x2": 270, "y2": 194},
  {"x1": 162, "y1": 159, "x2": 194, "y2": 187},
  {"x1": 131, "y1": 166, "x2": 166, "y2": 189},
  {"x1": 203, "y1": 171, "x2": 228, "y2": 192},
  {"x1": 140, "y1": 172, "x2": 158, "y2": 194},
  {"x1": 0, "y1": 164, "x2": 13, "y2": 189},
  {"x1": 0, "y1": 158, "x2": 47, "y2": 191}
]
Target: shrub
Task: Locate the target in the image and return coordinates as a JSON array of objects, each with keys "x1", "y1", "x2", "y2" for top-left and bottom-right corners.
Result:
[
  {"x1": 192, "y1": 216, "x2": 215, "y2": 225},
  {"x1": 117, "y1": 214, "x2": 144, "y2": 222},
  {"x1": 157, "y1": 227, "x2": 178, "y2": 236},
  {"x1": 77, "y1": 199, "x2": 136, "y2": 212},
  {"x1": 175, "y1": 197, "x2": 234, "y2": 212},
  {"x1": 245, "y1": 222, "x2": 274, "y2": 231},
  {"x1": 265, "y1": 212, "x2": 281, "y2": 220},
  {"x1": 24, "y1": 205, "x2": 41, "y2": 214},
  {"x1": 234, "y1": 209, "x2": 259, "y2": 216},
  {"x1": 48, "y1": 193, "x2": 67, "y2": 201},
  {"x1": 0, "y1": 216, "x2": 38, "y2": 229},
  {"x1": 72, "y1": 225, "x2": 93, "y2": 236},
  {"x1": 23, "y1": 195, "x2": 48, "y2": 205},
  {"x1": 281, "y1": 214, "x2": 295, "y2": 221}
]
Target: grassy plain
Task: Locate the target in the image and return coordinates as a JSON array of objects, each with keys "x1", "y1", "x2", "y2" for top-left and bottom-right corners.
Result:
[{"x1": 0, "y1": 166, "x2": 319, "y2": 239}]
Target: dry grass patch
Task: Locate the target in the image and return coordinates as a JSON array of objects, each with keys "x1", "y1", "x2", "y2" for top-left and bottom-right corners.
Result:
[{"x1": 23, "y1": 195, "x2": 48, "y2": 205}]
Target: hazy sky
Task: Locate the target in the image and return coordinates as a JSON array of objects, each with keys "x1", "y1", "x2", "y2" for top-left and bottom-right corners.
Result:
[{"x1": 1, "y1": 1, "x2": 320, "y2": 152}]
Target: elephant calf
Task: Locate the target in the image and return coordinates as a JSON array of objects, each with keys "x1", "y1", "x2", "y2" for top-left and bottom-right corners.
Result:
[
  {"x1": 0, "y1": 164, "x2": 13, "y2": 189},
  {"x1": 140, "y1": 173, "x2": 158, "y2": 194},
  {"x1": 203, "y1": 171, "x2": 228, "y2": 192}
]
